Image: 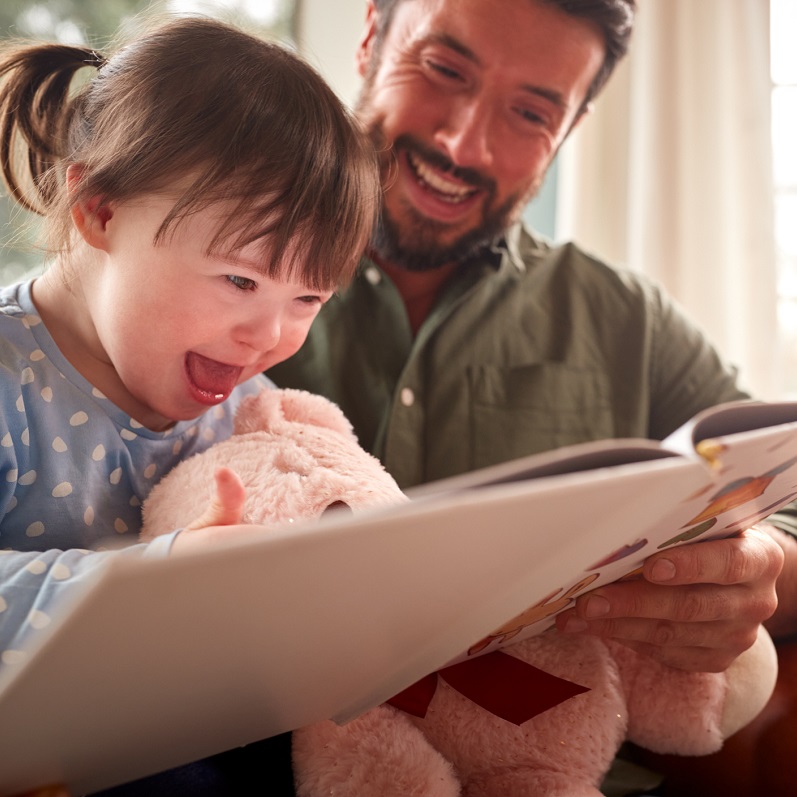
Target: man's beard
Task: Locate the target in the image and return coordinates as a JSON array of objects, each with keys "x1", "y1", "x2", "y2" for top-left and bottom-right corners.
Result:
[{"x1": 365, "y1": 131, "x2": 540, "y2": 273}]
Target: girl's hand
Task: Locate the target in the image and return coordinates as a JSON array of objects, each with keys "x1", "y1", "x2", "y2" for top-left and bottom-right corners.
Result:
[
  {"x1": 170, "y1": 467, "x2": 269, "y2": 554},
  {"x1": 183, "y1": 466, "x2": 246, "y2": 531}
]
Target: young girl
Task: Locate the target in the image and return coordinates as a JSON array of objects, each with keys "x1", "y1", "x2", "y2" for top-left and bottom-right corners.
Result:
[{"x1": 0, "y1": 14, "x2": 377, "y2": 794}]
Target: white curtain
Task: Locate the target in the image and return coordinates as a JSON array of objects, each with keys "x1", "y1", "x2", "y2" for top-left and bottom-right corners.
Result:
[{"x1": 556, "y1": 0, "x2": 779, "y2": 399}]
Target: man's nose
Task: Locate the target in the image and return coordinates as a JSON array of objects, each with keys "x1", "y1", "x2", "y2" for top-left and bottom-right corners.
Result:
[{"x1": 433, "y1": 96, "x2": 494, "y2": 170}]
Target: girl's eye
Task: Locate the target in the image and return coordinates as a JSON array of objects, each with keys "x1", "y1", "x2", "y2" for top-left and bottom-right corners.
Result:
[
  {"x1": 297, "y1": 294, "x2": 325, "y2": 306},
  {"x1": 226, "y1": 274, "x2": 257, "y2": 292}
]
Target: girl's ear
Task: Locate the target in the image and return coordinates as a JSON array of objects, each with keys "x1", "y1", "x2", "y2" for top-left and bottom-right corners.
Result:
[
  {"x1": 66, "y1": 164, "x2": 113, "y2": 251},
  {"x1": 355, "y1": 0, "x2": 378, "y2": 78}
]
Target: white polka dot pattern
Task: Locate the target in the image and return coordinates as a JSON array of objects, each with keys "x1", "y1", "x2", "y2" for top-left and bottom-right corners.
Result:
[
  {"x1": 2, "y1": 650, "x2": 26, "y2": 665},
  {"x1": 52, "y1": 482, "x2": 73, "y2": 498},
  {"x1": 27, "y1": 609, "x2": 50, "y2": 629},
  {"x1": 0, "y1": 277, "x2": 272, "y2": 676}
]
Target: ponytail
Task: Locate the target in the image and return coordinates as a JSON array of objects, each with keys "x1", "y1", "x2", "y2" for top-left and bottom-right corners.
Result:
[{"x1": 0, "y1": 43, "x2": 105, "y2": 213}]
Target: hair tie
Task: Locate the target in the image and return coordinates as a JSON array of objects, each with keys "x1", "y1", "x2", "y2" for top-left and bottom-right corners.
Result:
[{"x1": 86, "y1": 50, "x2": 107, "y2": 70}]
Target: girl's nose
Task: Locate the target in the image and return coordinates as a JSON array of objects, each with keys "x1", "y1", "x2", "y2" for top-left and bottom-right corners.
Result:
[{"x1": 237, "y1": 313, "x2": 281, "y2": 353}]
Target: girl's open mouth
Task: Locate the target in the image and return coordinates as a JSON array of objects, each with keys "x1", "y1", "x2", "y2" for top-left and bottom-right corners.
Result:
[{"x1": 185, "y1": 352, "x2": 242, "y2": 405}]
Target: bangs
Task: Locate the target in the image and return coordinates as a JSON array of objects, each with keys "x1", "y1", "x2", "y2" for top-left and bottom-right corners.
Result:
[{"x1": 153, "y1": 145, "x2": 377, "y2": 293}]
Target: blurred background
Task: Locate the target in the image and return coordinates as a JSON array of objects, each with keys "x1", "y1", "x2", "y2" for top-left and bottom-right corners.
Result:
[{"x1": 0, "y1": 0, "x2": 793, "y2": 401}]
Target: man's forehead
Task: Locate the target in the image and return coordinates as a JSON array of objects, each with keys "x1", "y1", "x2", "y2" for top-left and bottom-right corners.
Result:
[{"x1": 390, "y1": 0, "x2": 605, "y2": 109}]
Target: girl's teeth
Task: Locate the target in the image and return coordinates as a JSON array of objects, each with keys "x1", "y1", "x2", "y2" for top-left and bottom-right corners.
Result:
[{"x1": 409, "y1": 153, "x2": 475, "y2": 202}]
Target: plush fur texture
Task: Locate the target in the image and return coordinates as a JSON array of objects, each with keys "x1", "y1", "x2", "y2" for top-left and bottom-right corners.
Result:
[
  {"x1": 140, "y1": 388, "x2": 407, "y2": 541},
  {"x1": 140, "y1": 388, "x2": 741, "y2": 797},
  {"x1": 292, "y1": 632, "x2": 731, "y2": 797}
]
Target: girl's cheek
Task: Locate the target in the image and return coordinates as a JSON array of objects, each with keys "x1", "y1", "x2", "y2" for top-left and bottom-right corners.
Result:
[{"x1": 289, "y1": 321, "x2": 316, "y2": 352}]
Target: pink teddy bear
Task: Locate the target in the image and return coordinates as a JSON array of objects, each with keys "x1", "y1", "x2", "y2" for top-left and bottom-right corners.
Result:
[{"x1": 141, "y1": 388, "x2": 778, "y2": 797}]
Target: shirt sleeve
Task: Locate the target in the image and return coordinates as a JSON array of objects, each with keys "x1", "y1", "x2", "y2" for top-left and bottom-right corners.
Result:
[
  {"x1": 0, "y1": 534, "x2": 178, "y2": 672},
  {"x1": 646, "y1": 282, "x2": 750, "y2": 439}
]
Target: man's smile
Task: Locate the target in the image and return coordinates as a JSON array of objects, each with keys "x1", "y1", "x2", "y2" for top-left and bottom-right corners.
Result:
[{"x1": 407, "y1": 151, "x2": 480, "y2": 204}]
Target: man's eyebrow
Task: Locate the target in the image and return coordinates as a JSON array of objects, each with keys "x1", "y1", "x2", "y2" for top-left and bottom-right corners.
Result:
[
  {"x1": 425, "y1": 33, "x2": 568, "y2": 110},
  {"x1": 426, "y1": 32, "x2": 480, "y2": 64},
  {"x1": 520, "y1": 83, "x2": 568, "y2": 110}
]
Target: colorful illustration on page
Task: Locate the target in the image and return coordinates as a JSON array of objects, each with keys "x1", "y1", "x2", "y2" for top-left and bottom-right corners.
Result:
[
  {"x1": 467, "y1": 573, "x2": 600, "y2": 656},
  {"x1": 657, "y1": 454, "x2": 797, "y2": 549}
]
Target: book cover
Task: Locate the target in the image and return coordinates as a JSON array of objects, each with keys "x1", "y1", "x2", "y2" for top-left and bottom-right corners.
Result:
[{"x1": 1, "y1": 400, "x2": 796, "y2": 795}]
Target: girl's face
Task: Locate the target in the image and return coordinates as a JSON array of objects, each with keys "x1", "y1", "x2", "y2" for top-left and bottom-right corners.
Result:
[{"x1": 39, "y1": 193, "x2": 332, "y2": 431}]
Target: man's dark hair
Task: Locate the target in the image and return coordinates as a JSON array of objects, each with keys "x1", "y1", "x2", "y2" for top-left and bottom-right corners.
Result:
[
  {"x1": 547, "y1": 0, "x2": 635, "y2": 105},
  {"x1": 371, "y1": 0, "x2": 636, "y2": 107}
]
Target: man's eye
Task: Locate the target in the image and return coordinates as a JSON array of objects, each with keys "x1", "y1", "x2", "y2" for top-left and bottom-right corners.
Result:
[
  {"x1": 226, "y1": 275, "x2": 257, "y2": 292},
  {"x1": 515, "y1": 107, "x2": 547, "y2": 126},
  {"x1": 426, "y1": 60, "x2": 462, "y2": 81}
]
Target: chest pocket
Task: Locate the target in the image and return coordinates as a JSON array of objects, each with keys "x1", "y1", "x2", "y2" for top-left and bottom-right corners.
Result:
[{"x1": 468, "y1": 363, "x2": 615, "y2": 469}]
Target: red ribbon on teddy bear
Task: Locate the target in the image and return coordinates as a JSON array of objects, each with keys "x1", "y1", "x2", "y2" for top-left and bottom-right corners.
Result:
[{"x1": 387, "y1": 650, "x2": 590, "y2": 726}]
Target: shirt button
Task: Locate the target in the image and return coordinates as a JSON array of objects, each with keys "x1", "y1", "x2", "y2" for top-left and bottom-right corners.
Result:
[
  {"x1": 400, "y1": 387, "x2": 415, "y2": 407},
  {"x1": 364, "y1": 266, "x2": 381, "y2": 285}
]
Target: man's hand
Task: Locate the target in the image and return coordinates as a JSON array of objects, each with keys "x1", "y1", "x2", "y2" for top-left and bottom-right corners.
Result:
[{"x1": 555, "y1": 524, "x2": 784, "y2": 671}]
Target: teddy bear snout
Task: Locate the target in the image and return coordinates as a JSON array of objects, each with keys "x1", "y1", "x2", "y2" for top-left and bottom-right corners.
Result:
[{"x1": 322, "y1": 500, "x2": 352, "y2": 516}]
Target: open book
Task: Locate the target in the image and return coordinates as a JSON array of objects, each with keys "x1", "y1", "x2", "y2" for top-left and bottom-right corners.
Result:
[{"x1": 1, "y1": 399, "x2": 797, "y2": 795}]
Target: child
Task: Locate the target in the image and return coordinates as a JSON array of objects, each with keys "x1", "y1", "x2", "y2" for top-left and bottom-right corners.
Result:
[{"x1": 0, "y1": 14, "x2": 377, "y2": 795}]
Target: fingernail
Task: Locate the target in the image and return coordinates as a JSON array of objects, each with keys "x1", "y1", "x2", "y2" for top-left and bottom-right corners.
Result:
[
  {"x1": 562, "y1": 616, "x2": 588, "y2": 633},
  {"x1": 650, "y1": 558, "x2": 676, "y2": 582},
  {"x1": 584, "y1": 595, "x2": 610, "y2": 618}
]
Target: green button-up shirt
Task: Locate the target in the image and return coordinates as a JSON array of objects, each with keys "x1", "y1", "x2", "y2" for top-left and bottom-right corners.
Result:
[
  {"x1": 268, "y1": 222, "x2": 748, "y2": 490},
  {"x1": 269, "y1": 221, "x2": 797, "y2": 796}
]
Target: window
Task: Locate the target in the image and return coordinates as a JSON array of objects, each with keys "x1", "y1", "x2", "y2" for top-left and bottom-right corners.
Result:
[
  {"x1": 0, "y1": 0, "x2": 297, "y2": 284},
  {"x1": 772, "y1": 0, "x2": 797, "y2": 395}
]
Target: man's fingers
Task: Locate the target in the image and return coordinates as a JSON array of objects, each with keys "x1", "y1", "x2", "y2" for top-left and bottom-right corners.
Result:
[
  {"x1": 553, "y1": 526, "x2": 785, "y2": 672},
  {"x1": 642, "y1": 526, "x2": 784, "y2": 587},
  {"x1": 611, "y1": 638, "x2": 741, "y2": 673},
  {"x1": 557, "y1": 613, "x2": 757, "y2": 668},
  {"x1": 569, "y1": 580, "x2": 775, "y2": 626}
]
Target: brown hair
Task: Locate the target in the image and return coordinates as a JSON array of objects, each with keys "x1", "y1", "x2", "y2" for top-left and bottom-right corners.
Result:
[
  {"x1": 0, "y1": 16, "x2": 379, "y2": 290},
  {"x1": 370, "y1": 0, "x2": 636, "y2": 109}
]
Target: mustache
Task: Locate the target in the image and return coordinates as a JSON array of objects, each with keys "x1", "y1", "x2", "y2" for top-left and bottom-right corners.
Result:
[{"x1": 393, "y1": 134, "x2": 496, "y2": 194}]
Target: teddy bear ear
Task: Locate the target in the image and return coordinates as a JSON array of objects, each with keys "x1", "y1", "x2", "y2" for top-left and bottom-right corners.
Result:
[
  {"x1": 279, "y1": 388, "x2": 357, "y2": 439},
  {"x1": 233, "y1": 388, "x2": 357, "y2": 440},
  {"x1": 232, "y1": 390, "x2": 283, "y2": 435}
]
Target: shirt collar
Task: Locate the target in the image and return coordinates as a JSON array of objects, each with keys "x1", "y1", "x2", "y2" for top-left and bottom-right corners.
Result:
[
  {"x1": 359, "y1": 220, "x2": 549, "y2": 279},
  {"x1": 489, "y1": 221, "x2": 550, "y2": 276}
]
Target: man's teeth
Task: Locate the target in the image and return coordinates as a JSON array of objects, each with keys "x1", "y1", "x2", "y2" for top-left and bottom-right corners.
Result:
[{"x1": 409, "y1": 153, "x2": 476, "y2": 203}]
